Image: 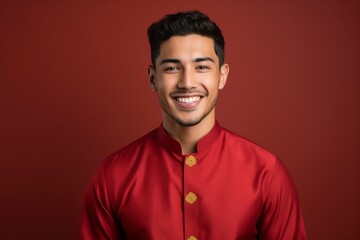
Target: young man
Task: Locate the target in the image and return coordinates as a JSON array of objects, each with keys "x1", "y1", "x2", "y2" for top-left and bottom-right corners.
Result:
[{"x1": 81, "y1": 10, "x2": 306, "y2": 240}]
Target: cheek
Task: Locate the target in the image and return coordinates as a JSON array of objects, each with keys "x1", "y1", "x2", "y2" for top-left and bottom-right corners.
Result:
[
  {"x1": 202, "y1": 74, "x2": 220, "y2": 89},
  {"x1": 157, "y1": 76, "x2": 178, "y2": 89},
  {"x1": 156, "y1": 82, "x2": 172, "y2": 96}
]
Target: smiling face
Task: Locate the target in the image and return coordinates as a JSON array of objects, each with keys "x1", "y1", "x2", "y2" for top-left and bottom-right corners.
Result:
[{"x1": 148, "y1": 34, "x2": 229, "y2": 128}]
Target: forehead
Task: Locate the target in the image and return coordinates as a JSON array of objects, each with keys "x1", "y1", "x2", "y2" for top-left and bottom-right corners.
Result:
[{"x1": 157, "y1": 34, "x2": 218, "y2": 64}]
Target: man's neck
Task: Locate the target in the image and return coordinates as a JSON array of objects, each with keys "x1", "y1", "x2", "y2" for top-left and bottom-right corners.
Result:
[{"x1": 162, "y1": 113, "x2": 215, "y2": 155}]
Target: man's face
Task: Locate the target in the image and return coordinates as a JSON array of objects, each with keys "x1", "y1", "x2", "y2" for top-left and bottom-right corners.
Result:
[{"x1": 148, "y1": 34, "x2": 229, "y2": 127}]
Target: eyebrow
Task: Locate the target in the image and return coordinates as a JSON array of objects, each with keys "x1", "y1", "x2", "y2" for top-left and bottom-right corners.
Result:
[
  {"x1": 159, "y1": 57, "x2": 215, "y2": 65},
  {"x1": 160, "y1": 59, "x2": 181, "y2": 65},
  {"x1": 193, "y1": 57, "x2": 215, "y2": 63}
]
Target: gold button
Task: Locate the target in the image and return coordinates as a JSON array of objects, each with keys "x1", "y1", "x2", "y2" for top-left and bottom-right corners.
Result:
[
  {"x1": 187, "y1": 236, "x2": 197, "y2": 240},
  {"x1": 185, "y1": 155, "x2": 197, "y2": 167},
  {"x1": 185, "y1": 192, "x2": 197, "y2": 204}
]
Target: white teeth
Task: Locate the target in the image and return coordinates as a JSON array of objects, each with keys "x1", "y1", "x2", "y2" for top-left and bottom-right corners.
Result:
[{"x1": 176, "y1": 96, "x2": 200, "y2": 103}]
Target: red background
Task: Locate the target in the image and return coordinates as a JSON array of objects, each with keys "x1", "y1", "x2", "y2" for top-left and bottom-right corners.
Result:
[{"x1": 1, "y1": 1, "x2": 359, "y2": 239}]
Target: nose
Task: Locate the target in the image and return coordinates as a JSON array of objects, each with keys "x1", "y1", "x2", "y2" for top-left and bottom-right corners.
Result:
[{"x1": 177, "y1": 67, "x2": 197, "y2": 89}]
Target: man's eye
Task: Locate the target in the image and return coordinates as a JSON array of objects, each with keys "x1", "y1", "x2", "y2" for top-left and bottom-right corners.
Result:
[
  {"x1": 196, "y1": 65, "x2": 210, "y2": 71},
  {"x1": 164, "y1": 66, "x2": 180, "y2": 72}
]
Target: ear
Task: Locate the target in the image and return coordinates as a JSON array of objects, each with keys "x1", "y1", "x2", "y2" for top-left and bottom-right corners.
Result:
[
  {"x1": 148, "y1": 65, "x2": 157, "y2": 91},
  {"x1": 218, "y1": 63, "x2": 229, "y2": 90}
]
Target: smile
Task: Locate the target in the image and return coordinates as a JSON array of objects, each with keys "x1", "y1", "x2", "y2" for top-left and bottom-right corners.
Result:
[{"x1": 176, "y1": 96, "x2": 201, "y2": 103}]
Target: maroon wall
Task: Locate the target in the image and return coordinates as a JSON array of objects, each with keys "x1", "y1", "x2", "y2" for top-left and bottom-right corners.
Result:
[{"x1": 1, "y1": 1, "x2": 359, "y2": 239}]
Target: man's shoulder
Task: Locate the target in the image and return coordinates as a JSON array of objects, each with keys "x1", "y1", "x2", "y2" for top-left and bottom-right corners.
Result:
[
  {"x1": 98, "y1": 127, "x2": 159, "y2": 169},
  {"x1": 111, "y1": 127, "x2": 158, "y2": 157},
  {"x1": 220, "y1": 126, "x2": 271, "y2": 151},
  {"x1": 219, "y1": 126, "x2": 278, "y2": 164},
  {"x1": 120, "y1": 128, "x2": 158, "y2": 152}
]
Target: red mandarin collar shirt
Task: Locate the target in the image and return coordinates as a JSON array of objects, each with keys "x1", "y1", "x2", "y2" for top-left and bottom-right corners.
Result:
[{"x1": 81, "y1": 122, "x2": 306, "y2": 239}]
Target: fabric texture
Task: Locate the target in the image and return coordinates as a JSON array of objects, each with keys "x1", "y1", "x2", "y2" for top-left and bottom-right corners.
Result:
[{"x1": 80, "y1": 122, "x2": 306, "y2": 240}]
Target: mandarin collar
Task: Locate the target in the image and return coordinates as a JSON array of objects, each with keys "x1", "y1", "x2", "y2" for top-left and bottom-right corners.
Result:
[{"x1": 156, "y1": 121, "x2": 222, "y2": 156}]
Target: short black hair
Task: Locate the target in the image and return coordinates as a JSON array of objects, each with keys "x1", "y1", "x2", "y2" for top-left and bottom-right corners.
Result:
[{"x1": 147, "y1": 10, "x2": 225, "y2": 67}]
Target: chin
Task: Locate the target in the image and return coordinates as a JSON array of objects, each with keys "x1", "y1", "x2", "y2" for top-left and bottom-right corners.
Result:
[
  {"x1": 174, "y1": 118, "x2": 203, "y2": 127},
  {"x1": 170, "y1": 112, "x2": 211, "y2": 127},
  {"x1": 164, "y1": 101, "x2": 217, "y2": 128}
]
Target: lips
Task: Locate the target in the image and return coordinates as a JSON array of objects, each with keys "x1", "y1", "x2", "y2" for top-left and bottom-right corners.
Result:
[
  {"x1": 176, "y1": 96, "x2": 201, "y2": 103},
  {"x1": 172, "y1": 95, "x2": 202, "y2": 110}
]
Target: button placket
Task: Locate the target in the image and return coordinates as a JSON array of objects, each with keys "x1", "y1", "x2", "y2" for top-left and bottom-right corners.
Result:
[{"x1": 184, "y1": 155, "x2": 199, "y2": 239}]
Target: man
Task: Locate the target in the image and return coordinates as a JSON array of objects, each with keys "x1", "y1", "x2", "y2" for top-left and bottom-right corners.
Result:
[{"x1": 81, "y1": 10, "x2": 306, "y2": 240}]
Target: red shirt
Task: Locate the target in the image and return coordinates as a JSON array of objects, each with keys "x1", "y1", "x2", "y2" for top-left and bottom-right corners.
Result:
[{"x1": 81, "y1": 122, "x2": 306, "y2": 239}]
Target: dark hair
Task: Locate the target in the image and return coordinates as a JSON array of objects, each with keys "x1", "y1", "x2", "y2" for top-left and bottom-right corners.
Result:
[{"x1": 147, "y1": 10, "x2": 225, "y2": 67}]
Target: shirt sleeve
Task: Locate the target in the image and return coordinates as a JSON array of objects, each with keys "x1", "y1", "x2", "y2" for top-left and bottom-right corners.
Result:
[
  {"x1": 257, "y1": 158, "x2": 307, "y2": 240},
  {"x1": 80, "y1": 167, "x2": 123, "y2": 240}
]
